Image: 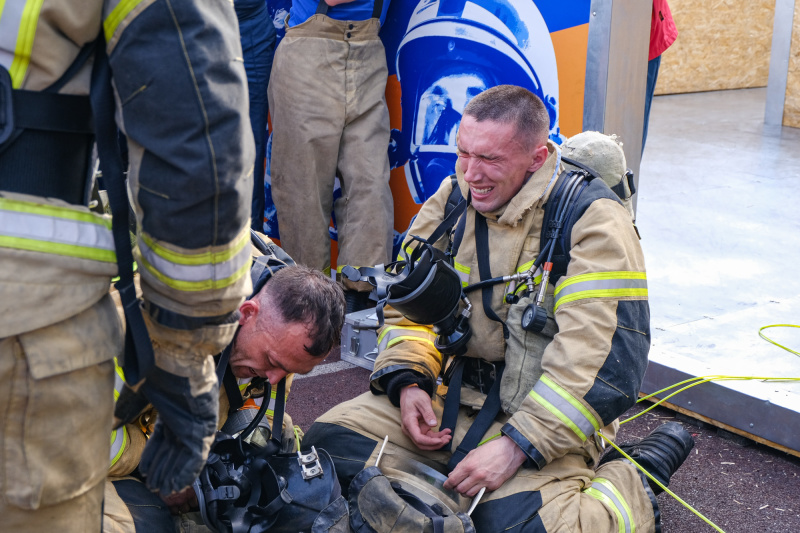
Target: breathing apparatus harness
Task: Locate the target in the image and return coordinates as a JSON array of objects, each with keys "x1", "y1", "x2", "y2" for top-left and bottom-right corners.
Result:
[
  {"x1": 345, "y1": 154, "x2": 620, "y2": 470},
  {"x1": 193, "y1": 233, "x2": 348, "y2": 533}
]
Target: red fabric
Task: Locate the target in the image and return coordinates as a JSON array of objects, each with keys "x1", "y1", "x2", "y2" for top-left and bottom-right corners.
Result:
[{"x1": 649, "y1": 0, "x2": 678, "y2": 61}]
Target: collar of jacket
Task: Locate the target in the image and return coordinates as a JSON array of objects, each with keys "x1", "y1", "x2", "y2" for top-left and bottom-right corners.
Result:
[{"x1": 456, "y1": 140, "x2": 561, "y2": 228}]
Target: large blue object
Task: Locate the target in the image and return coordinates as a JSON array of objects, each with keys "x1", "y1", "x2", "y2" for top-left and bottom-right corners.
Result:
[{"x1": 263, "y1": 0, "x2": 590, "y2": 242}]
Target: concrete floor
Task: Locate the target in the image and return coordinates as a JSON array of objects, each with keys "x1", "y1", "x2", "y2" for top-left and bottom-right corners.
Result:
[{"x1": 637, "y1": 87, "x2": 800, "y2": 454}]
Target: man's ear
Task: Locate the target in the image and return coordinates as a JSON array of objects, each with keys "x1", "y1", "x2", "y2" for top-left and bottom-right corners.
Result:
[
  {"x1": 238, "y1": 300, "x2": 259, "y2": 326},
  {"x1": 527, "y1": 143, "x2": 549, "y2": 174}
]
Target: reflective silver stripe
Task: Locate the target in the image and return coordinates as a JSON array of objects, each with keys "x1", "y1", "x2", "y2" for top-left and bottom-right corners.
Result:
[
  {"x1": 530, "y1": 376, "x2": 598, "y2": 441},
  {"x1": 554, "y1": 272, "x2": 647, "y2": 311},
  {"x1": 0, "y1": 1, "x2": 26, "y2": 73},
  {"x1": 0, "y1": 207, "x2": 116, "y2": 259},
  {"x1": 377, "y1": 326, "x2": 436, "y2": 352},
  {"x1": 454, "y1": 262, "x2": 470, "y2": 286},
  {"x1": 585, "y1": 478, "x2": 633, "y2": 533},
  {"x1": 110, "y1": 359, "x2": 129, "y2": 466},
  {"x1": 138, "y1": 235, "x2": 251, "y2": 284},
  {"x1": 109, "y1": 425, "x2": 128, "y2": 466}
]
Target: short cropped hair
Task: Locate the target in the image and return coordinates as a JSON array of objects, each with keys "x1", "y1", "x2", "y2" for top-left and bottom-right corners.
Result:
[
  {"x1": 463, "y1": 85, "x2": 550, "y2": 150},
  {"x1": 256, "y1": 265, "x2": 345, "y2": 357}
]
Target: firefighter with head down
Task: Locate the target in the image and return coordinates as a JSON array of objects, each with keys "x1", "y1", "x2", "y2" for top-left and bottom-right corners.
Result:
[
  {"x1": 0, "y1": 1, "x2": 256, "y2": 531},
  {"x1": 104, "y1": 234, "x2": 350, "y2": 532},
  {"x1": 303, "y1": 85, "x2": 695, "y2": 532}
]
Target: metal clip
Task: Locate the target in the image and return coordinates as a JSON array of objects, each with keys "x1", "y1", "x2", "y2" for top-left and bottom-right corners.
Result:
[{"x1": 297, "y1": 446, "x2": 324, "y2": 480}]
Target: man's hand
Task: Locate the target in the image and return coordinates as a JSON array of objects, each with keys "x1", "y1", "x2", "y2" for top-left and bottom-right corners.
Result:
[
  {"x1": 443, "y1": 436, "x2": 526, "y2": 497},
  {"x1": 399, "y1": 385, "x2": 451, "y2": 451},
  {"x1": 161, "y1": 486, "x2": 199, "y2": 515}
]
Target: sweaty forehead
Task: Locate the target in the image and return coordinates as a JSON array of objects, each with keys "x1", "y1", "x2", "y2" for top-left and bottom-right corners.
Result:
[{"x1": 458, "y1": 118, "x2": 520, "y2": 154}]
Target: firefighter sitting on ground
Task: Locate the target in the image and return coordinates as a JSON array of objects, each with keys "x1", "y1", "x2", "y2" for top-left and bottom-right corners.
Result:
[
  {"x1": 104, "y1": 234, "x2": 346, "y2": 531},
  {"x1": 303, "y1": 85, "x2": 695, "y2": 532}
]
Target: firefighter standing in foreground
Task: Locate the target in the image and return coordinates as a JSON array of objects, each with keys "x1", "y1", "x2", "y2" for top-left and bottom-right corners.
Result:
[{"x1": 0, "y1": 1, "x2": 253, "y2": 530}]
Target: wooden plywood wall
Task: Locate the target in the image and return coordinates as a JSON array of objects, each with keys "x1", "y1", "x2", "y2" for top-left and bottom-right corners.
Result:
[
  {"x1": 654, "y1": 0, "x2": 775, "y2": 95},
  {"x1": 785, "y1": 5, "x2": 800, "y2": 127}
]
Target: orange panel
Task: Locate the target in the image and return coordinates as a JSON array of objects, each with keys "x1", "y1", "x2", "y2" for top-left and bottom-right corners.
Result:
[{"x1": 551, "y1": 23, "x2": 589, "y2": 137}]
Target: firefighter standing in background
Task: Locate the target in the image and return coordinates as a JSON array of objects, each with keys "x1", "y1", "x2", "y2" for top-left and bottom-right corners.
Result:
[
  {"x1": 0, "y1": 1, "x2": 253, "y2": 531},
  {"x1": 268, "y1": 0, "x2": 394, "y2": 314}
]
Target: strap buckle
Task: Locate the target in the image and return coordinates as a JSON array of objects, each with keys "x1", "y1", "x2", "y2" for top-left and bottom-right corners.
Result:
[
  {"x1": 462, "y1": 359, "x2": 497, "y2": 395},
  {"x1": 297, "y1": 446, "x2": 324, "y2": 480}
]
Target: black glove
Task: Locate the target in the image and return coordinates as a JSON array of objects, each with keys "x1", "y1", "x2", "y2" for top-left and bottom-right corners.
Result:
[{"x1": 138, "y1": 365, "x2": 219, "y2": 495}]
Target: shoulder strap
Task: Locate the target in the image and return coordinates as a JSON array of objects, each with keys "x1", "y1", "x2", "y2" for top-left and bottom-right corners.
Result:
[
  {"x1": 250, "y1": 230, "x2": 295, "y2": 297},
  {"x1": 91, "y1": 33, "x2": 154, "y2": 386},
  {"x1": 425, "y1": 175, "x2": 466, "y2": 249},
  {"x1": 541, "y1": 167, "x2": 625, "y2": 282}
]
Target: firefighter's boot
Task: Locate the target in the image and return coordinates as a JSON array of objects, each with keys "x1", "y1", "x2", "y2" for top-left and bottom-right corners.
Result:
[{"x1": 599, "y1": 422, "x2": 694, "y2": 495}]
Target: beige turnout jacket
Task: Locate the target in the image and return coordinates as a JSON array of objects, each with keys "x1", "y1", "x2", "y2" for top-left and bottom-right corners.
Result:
[{"x1": 370, "y1": 142, "x2": 650, "y2": 469}]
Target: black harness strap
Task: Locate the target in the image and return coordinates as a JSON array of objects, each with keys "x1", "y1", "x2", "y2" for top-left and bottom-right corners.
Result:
[
  {"x1": 90, "y1": 33, "x2": 154, "y2": 386},
  {"x1": 446, "y1": 362, "x2": 505, "y2": 471},
  {"x1": 475, "y1": 212, "x2": 509, "y2": 339},
  {"x1": 0, "y1": 41, "x2": 97, "y2": 204},
  {"x1": 438, "y1": 357, "x2": 465, "y2": 453}
]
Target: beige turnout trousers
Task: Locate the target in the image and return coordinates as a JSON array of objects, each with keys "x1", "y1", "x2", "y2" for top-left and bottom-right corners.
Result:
[
  {"x1": 0, "y1": 295, "x2": 120, "y2": 532},
  {"x1": 311, "y1": 392, "x2": 660, "y2": 533},
  {"x1": 268, "y1": 14, "x2": 393, "y2": 277}
]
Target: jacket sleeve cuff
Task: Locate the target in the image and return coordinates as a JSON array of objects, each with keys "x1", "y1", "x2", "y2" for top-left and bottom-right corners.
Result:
[
  {"x1": 372, "y1": 369, "x2": 435, "y2": 407},
  {"x1": 501, "y1": 423, "x2": 546, "y2": 470}
]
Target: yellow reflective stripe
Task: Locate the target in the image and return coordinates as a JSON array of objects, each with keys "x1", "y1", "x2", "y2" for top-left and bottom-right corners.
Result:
[
  {"x1": 0, "y1": 197, "x2": 113, "y2": 226},
  {"x1": 109, "y1": 425, "x2": 128, "y2": 467},
  {"x1": 104, "y1": 0, "x2": 144, "y2": 43},
  {"x1": 584, "y1": 478, "x2": 634, "y2": 533},
  {"x1": 530, "y1": 375, "x2": 599, "y2": 441},
  {"x1": 554, "y1": 272, "x2": 647, "y2": 311},
  {"x1": 518, "y1": 260, "x2": 535, "y2": 272},
  {"x1": 377, "y1": 326, "x2": 437, "y2": 352},
  {"x1": 114, "y1": 358, "x2": 126, "y2": 384},
  {"x1": 0, "y1": 199, "x2": 116, "y2": 262},
  {"x1": 377, "y1": 325, "x2": 433, "y2": 344},
  {"x1": 508, "y1": 260, "x2": 543, "y2": 295},
  {"x1": 385, "y1": 335, "x2": 436, "y2": 350},
  {"x1": 453, "y1": 261, "x2": 470, "y2": 287},
  {"x1": 0, "y1": 0, "x2": 26, "y2": 76},
  {"x1": 113, "y1": 357, "x2": 126, "y2": 401},
  {"x1": 141, "y1": 228, "x2": 249, "y2": 266},
  {"x1": 138, "y1": 228, "x2": 251, "y2": 291},
  {"x1": 0, "y1": 235, "x2": 116, "y2": 262},
  {"x1": 5, "y1": 0, "x2": 44, "y2": 87}
]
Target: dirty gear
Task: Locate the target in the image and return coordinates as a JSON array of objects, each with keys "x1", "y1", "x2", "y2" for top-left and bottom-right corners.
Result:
[
  {"x1": 194, "y1": 427, "x2": 349, "y2": 533},
  {"x1": 305, "y1": 141, "x2": 664, "y2": 532},
  {"x1": 0, "y1": 0, "x2": 253, "y2": 529},
  {"x1": 139, "y1": 365, "x2": 219, "y2": 496},
  {"x1": 598, "y1": 421, "x2": 695, "y2": 495},
  {"x1": 268, "y1": 6, "x2": 393, "y2": 283},
  {"x1": 349, "y1": 466, "x2": 475, "y2": 533}
]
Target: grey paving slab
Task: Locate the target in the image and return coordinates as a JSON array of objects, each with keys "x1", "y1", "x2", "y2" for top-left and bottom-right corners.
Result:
[{"x1": 637, "y1": 87, "x2": 800, "y2": 452}]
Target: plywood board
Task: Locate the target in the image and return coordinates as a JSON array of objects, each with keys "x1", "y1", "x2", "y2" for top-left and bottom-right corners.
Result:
[
  {"x1": 784, "y1": 5, "x2": 800, "y2": 127},
  {"x1": 655, "y1": 0, "x2": 775, "y2": 95}
]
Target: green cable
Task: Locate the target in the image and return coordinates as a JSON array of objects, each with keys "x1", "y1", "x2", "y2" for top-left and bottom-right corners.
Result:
[
  {"x1": 623, "y1": 375, "x2": 800, "y2": 424},
  {"x1": 597, "y1": 433, "x2": 726, "y2": 533},
  {"x1": 293, "y1": 425, "x2": 302, "y2": 451},
  {"x1": 758, "y1": 324, "x2": 800, "y2": 357},
  {"x1": 611, "y1": 323, "x2": 800, "y2": 530}
]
